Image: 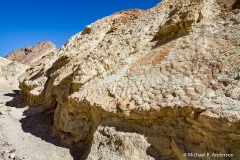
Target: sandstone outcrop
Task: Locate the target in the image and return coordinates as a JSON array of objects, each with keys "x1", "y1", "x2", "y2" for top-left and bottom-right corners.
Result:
[
  {"x1": 5, "y1": 41, "x2": 56, "y2": 65},
  {"x1": 19, "y1": 0, "x2": 240, "y2": 159},
  {"x1": 0, "y1": 57, "x2": 28, "y2": 91}
]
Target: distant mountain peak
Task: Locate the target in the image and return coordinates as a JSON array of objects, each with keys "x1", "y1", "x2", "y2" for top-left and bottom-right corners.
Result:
[{"x1": 5, "y1": 41, "x2": 56, "y2": 65}]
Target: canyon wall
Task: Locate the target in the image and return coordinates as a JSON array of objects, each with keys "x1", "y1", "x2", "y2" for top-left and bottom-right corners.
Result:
[
  {"x1": 19, "y1": 0, "x2": 240, "y2": 159},
  {"x1": 0, "y1": 57, "x2": 28, "y2": 91}
]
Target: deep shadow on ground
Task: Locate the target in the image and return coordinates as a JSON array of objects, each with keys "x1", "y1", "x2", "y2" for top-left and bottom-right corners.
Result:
[
  {"x1": 3, "y1": 90, "x2": 161, "y2": 159},
  {"x1": 3, "y1": 90, "x2": 20, "y2": 97},
  {"x1": 4, "y1": 90, "x2": 84, "y2": 160}
]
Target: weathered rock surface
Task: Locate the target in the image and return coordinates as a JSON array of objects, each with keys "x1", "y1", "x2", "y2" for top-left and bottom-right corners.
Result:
[
  {"x1": 19, "y1": 0, "x2": 240, "y2": 159},
  {"x1": 0, "y1": 57, "x2": 28, "y2": 91},
  {"x1": 5, "y1": 41, "x2": 56, "y2": 65}
]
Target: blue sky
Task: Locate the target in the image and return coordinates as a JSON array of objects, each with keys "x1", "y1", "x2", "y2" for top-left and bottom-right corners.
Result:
[{"x1": 0, "y1": 0, "x2": 160, "y2": 57}]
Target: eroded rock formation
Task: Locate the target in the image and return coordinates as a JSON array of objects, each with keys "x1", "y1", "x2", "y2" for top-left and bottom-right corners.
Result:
[
  {"x1": 0, "y1": 57, "x2": 28, "y2": 91},
  {"x1": 5, "y1": 41, "x2": 56, "y2": 65},
  {"x1": 19, "y1": 0, "x2": 240, "y2": 159}
]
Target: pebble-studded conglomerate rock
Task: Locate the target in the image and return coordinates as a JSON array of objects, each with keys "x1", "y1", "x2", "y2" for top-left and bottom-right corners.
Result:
[{"x1": 19, "y1": 0, "x2": 240, "y2": 159}]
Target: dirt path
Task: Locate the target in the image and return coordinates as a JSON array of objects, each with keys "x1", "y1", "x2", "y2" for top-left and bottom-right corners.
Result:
[{"x1": 0, "y1": 90, "x2": 73, "y2": 160}]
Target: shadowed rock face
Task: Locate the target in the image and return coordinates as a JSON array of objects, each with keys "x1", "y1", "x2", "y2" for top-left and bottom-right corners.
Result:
[
  {"x1": 5, "y1": 41, "x2": 56, "y2": 65},
  {"x1": 19, "y1": 0, "x2": 240, "y2": 159}
]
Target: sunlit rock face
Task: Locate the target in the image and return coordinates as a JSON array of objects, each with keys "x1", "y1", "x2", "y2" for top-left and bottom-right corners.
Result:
[
  {"x1": 19, "y1": 0, "x2": 240, "y2": 159},
  {"x1": 0, "y1": 57, "x2": 28, "y2": 91},
  {"x1": 5, "y1": 41, "x2": 56, "y2": 65}
]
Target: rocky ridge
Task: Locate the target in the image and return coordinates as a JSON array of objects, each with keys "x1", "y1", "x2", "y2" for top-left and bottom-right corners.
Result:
[
  {"x1": 5, "y1": 41, "x2": 56, "y2": 65},
  {"x1": 19, "y1": 0, "x2": 240, "y2": 159}
]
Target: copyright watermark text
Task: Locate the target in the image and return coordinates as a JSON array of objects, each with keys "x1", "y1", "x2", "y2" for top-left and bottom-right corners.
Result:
[{"x1": 183, "y1": 152, "x2": 234, "y2": 158}]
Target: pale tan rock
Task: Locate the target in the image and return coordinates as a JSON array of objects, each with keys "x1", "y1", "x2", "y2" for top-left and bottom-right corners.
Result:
[
  {"x1": 0, "y1": 57, "x2": 28, "y2": 91},
  {"x1": 86, "y1": 126, "x2": 154, "y2": 160},
  {"x1": 19, "y1": 0, "x2": 240, "y2": 159}
]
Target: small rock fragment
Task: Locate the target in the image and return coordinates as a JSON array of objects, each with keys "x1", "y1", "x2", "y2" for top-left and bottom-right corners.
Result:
[
  {"x1": 14, "y1": 156, "x2": 22, "y2": 160},
  {"x1": 9, "y1": 149, "x2": 16, "y2": 153},
  {"x1": 9, "y1": 153, "x2": 15, "y2": 159}
]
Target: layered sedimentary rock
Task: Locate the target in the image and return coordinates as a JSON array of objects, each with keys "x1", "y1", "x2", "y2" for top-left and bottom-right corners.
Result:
[
  {"x1": 0, "y1": 57, "x2": 28, "y2": 91},
  {"x1": 19, "y1": 0, "x2": 240, "y2": 159},
  {"x1": 5, "y1": 41, "x2": 56, "y2": 65}
]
